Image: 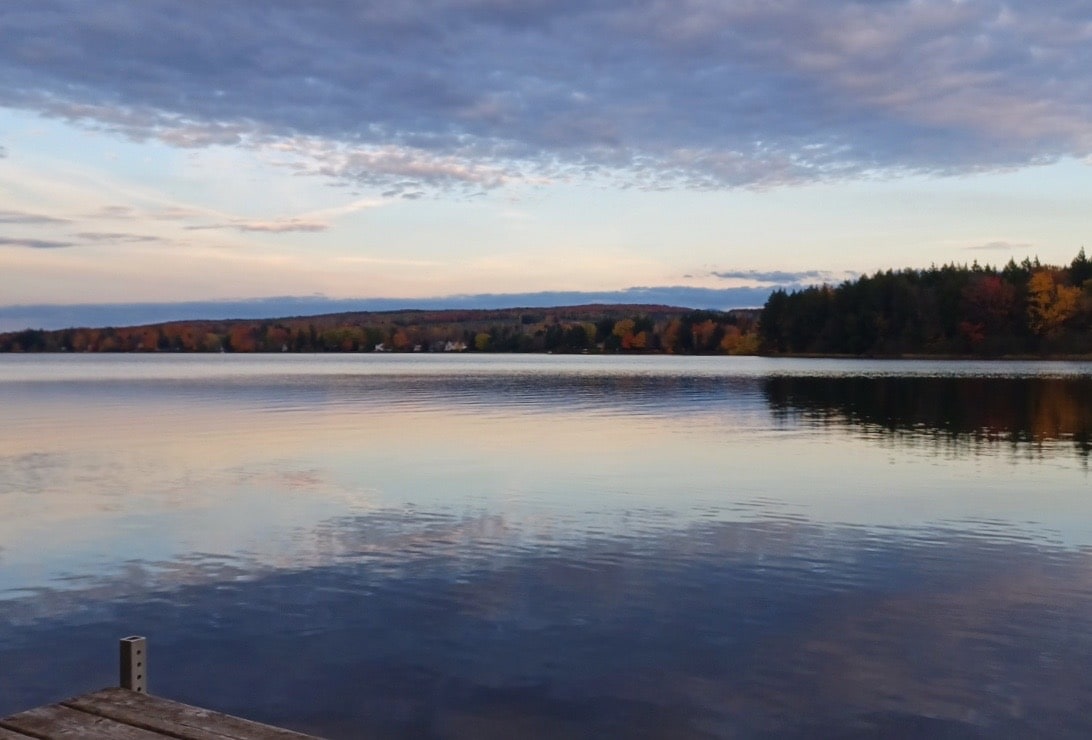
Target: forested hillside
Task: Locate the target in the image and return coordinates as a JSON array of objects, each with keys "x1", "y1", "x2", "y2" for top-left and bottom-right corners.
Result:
[
  {"x1": 0, "y1": 305, "x2": 760, "y2": 355},
  {"x1": 759, "y1": 251, "x2": 1092, "y2": 356},
  {"x1": 6, "y1": 252, "x2": 1091, "y2": 357}
]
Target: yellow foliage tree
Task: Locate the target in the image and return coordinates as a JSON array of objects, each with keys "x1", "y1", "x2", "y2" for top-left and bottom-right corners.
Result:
[
  {"x1": 612, "y1": 318, "x2": 636, "y2": 350},
  {"x1": 719, "y1": 325, "x2": 742, "y2": 353},
  {"x1": 729, "y1": 332, "x2": 760, "y2": 355},
  {"x1": 612, "y1": 318, "x2": 635, "y2": 338},
  {"x1": 1028, "y1": 270, "x2": 1081, "y2": 336}
]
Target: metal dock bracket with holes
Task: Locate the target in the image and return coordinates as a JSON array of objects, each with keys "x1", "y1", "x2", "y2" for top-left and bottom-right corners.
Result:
[{"x1": 119, "y1": 635, "x2": 147, "y2": 693}]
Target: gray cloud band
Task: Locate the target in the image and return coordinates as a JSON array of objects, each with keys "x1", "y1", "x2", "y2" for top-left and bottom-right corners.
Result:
[
  {"x1": 1, "y1": 1, "x2": 1089, "y2": 191},
  {"x1": 0, "y1": 210, "x2": 71, "y2": 225},
  {"x1": 0, "y1": 236, "x2": 74, "y2": 249}
]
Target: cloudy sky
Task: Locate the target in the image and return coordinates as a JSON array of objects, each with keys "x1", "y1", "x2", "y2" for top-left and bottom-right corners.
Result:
[{"x1": 2, "y1": 1, "x2": 1091, "y2": 329}]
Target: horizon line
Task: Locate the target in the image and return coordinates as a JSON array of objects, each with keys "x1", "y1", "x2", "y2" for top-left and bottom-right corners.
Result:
[{"x1": 0, "y1": 286, "x2": 778, "y2": 332}]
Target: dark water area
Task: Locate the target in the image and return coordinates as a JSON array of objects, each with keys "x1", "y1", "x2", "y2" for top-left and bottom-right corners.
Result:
[
  {"x1": 764, "y1": 375, "x2": 1092, "y2": 461},
  {"x1": 4, "y1": 519, "x2": 1091, "y2": 738},
  {"x1": 2, "y1": 356, "x2": 1091, "y2": 737}
]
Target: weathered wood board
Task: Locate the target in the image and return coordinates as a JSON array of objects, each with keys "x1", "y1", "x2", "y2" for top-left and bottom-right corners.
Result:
[{"x1": 0, "y1": 687, "x2": 321, "y2": 740}]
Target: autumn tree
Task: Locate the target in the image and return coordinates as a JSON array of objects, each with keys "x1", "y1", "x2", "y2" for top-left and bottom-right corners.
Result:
[
  {"x1": 1027, "y1": 269, "x2": 1080, "y2": 336},
  {"x1": 229, "y1": 324, "x2": 258, "y2": 352}
]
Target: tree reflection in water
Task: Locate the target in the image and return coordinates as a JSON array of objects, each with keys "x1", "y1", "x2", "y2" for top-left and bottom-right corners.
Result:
[{"x1": 764, "y1": 375, "x2": 1092, "y2": 460}]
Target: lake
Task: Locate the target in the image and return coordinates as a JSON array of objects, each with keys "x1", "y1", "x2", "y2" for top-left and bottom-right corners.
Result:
[{"x1": 1, "y1": 354, "x2": 1091, "y2": 737}]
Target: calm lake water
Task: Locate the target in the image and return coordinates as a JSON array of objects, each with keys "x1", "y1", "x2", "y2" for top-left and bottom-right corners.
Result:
[{"x1": 2, "y1": 354, "x2": 1091, "y2": 738}]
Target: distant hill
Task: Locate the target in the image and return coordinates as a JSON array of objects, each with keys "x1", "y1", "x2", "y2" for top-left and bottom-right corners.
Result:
[{"x1": 0, "y1": 304, "x2": 762, "y2": 354}]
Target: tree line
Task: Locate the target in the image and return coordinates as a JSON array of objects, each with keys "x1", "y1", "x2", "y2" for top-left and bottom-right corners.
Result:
[
  {"x1": 0, "y1": 305, "x2": 760, "y2": 355},
  {"x1": 5, "y1": 251, "x2": 1091, "y2": 356},
  {"x1": 759, "y1": 250, "x2": 1092, "y2": 356}
]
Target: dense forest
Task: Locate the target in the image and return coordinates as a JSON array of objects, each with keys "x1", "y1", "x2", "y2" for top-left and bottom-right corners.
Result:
[
  {"x1": 760, "y1": 250, "x2": 1092, "y2": 356},
  {"x1": 0, "y1": 305, "x2": 760, "y2": 355}
]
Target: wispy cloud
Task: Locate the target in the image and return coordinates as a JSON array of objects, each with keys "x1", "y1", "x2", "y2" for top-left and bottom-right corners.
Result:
[
  {"x1": 300, "y1": 198, "x2": 386, "y2": 220},
  {"x1": 708, "y1": 269, "x2": 860, "y2": 287},
  {"x1": 965, "y1": 240, "x2": 1034, "y2": 252},
  {"x1": 270, "y1": 137, "x2": 516, "y2": 194},
  {"x1": 0, "y1": 209, "x2": 69, "y2": 225},
  {"x1": 84, "y1": 202, "x2": 328, "y2": 234},
  {"x1": 2, "y1": 1, "x2": 1089, "y2": 192},
  {"x1": 0, "y1": 236, "x2": 73, "y2": 249},
  {"x1": 85, "y1": 205, "x2": 138, "y2": 220},
  {"x1": 84, "y1": 205, "x2": 202, "y2": 222},
  {"x1": 151, "y1": 207, "x2": 203, "y2": 221},
  {"x1": 75, "y1": 232, "x2": 164, "y2": 243},
  {"x1": 186, "y1": 219, "x2": 328, "y2": 234},
  {"x1": 711, "y1": 269, "x2": 837, "y2": 284}
]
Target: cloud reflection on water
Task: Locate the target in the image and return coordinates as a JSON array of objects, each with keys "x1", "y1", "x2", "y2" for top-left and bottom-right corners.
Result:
[
  {"x1": 3, "y1": 357, "x2": 1092, "y2": 737},
  {"x1": 2, "y1": 512, "x2": 1091, "y2": 737}
]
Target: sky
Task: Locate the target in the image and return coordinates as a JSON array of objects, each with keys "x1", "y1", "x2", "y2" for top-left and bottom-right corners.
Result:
[{"x1": 1, "y1": 0, "x2": 1091, "y2": 330}]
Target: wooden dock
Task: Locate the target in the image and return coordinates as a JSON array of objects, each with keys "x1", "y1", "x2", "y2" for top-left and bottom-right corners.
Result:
[
  {"x1": 0, "y1": 687, "x2": 320, "y2": 739},
  {"x1": 0, "y1": 638, "x2": 321, "y2": 739}
]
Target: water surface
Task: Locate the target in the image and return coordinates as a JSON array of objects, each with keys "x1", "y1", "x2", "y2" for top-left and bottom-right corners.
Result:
[{"x1": 1, "y1": 355, "x2": 1090, "y2": 737}]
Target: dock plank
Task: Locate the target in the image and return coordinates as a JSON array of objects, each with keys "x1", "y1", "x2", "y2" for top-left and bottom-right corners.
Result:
[
  {"x1": 0, "y1": 704, "x2": 171, "y2": 739},
  {"x1": 62, "y1": 688, "x2": 319, "y2": 740}
]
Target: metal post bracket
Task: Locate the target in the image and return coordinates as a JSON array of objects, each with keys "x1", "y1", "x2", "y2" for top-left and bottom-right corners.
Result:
[{"x1": 120, "y1": 635, "x2": 148, "y2": 693}]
